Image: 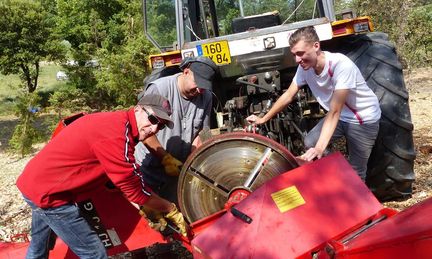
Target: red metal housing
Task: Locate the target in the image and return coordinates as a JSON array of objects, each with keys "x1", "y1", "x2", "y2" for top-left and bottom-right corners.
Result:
[{"x1": 191, "y1": 153, "x2": 385, "y2": 258}]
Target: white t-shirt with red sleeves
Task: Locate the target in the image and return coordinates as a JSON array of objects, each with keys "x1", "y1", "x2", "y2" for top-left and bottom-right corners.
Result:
[{"x1": 293, "y1": 51, "x2": 381, "y2": 124}]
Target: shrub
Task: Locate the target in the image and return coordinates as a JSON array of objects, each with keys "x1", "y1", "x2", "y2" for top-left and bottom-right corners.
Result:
[{"x1": 9, "y1": 92, "x2": 42, "y2": 157}]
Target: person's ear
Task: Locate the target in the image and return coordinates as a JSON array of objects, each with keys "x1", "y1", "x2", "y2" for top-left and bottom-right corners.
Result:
[
  {"x1": 184, "y1": 67, "x2": 194, "y2": 77},
  {"x1": 313, "y1": 41, "x2": 320, "y2": 51}
]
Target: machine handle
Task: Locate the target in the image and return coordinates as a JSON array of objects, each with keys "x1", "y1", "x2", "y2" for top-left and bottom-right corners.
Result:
[{"x1": 231, "y1": 207, "x2": 253, "y2": 224}]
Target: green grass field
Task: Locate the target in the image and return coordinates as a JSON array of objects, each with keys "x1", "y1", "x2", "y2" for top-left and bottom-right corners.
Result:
[{"x1": 0, "y1": 63, "x2": 67, "y2": 115}]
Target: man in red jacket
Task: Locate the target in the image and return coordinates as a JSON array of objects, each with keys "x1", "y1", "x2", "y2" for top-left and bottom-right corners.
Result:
[{"x1": 16, "y1": 94, "x2": 187, "y2": 259}]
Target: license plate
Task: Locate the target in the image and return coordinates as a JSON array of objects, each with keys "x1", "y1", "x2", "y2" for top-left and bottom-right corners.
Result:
[{"x1": 197, "y1": 40, "x2": 231, "y2": 65}]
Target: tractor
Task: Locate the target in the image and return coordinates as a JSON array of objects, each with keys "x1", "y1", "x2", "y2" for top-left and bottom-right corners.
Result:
[
  {"x1": 142, "y1": 0, "x2": 415, "y2": 203},
  {"x1": 143, "y1": 0, "x2": 415, "y2": 204}
]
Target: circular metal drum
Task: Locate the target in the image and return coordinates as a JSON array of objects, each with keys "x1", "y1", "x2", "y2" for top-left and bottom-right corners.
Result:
[{"x1": 178, "y1": 132, "x2": 299, "y2": 223}]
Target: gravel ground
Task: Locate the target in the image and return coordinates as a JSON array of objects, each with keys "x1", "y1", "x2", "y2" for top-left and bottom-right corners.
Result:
[{"x1": 0, "y1": 67, "x2": 431, "y2": 243}]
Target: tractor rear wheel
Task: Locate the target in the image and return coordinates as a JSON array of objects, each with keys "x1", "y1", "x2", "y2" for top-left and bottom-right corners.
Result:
[{"x1": 324, "y1": 32, "x2": 416, "y2": 201}]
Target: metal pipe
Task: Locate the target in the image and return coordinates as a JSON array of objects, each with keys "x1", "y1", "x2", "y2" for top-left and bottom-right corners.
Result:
[
  {"x1": 244, "y1": 147, "x2": 273, "y2": 188},
  {"x1": 198, "y1": 0, "x2": 209, "y2": 38},
  {"x1": 236, "y1": 77, "x2": 272, "y2": 93},
  {"x1": 239, "y1": 0, "x2": 245, "y2": 17},
  {"x1": 175, "y1": 0, "x2": 184, "y2": 48}
]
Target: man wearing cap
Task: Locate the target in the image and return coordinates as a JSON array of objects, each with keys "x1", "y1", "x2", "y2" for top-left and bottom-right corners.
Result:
[
  {"x1": 135, "y1": 56, "x2": 218, "y2": 203},
  {"x1": 16, "y1": 94, "x2": 187, "y2": 259}
]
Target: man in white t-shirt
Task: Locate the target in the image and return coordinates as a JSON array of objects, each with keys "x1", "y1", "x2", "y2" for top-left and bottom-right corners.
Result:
[{"x1": 246, "y1": 26, "x2": 381, "y2": 181}]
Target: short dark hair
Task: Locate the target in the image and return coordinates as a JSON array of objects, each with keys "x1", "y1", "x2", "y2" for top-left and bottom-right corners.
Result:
[{"x1": 289, "y1": 26, "x2": 320, "y2": 46}]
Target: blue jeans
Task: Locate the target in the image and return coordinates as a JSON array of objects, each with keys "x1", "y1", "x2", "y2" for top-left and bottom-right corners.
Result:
[
  {"x1": 23, "y1": 197, "x2": 107, "y2": 259},
  {"x1": 304, "y1": 119, "x2": 380, "y2": 181}
]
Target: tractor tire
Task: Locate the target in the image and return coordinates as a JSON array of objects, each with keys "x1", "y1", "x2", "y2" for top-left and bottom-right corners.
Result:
[{"x1": 323, "y1": 32, "x2": 415, "y2": 201}]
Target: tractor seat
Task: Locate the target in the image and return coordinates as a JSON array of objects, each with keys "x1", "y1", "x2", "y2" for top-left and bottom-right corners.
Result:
[{"x1": 231, "y1": 11, "x2": 281, "y2": 33}]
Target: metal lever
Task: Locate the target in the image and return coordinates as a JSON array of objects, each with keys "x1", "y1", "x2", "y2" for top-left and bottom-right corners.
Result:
[
  {"x1": 231, "y1": 207, "x2": 252, "y2": 224},
  {"x1": 244, "y1": 147, "x2": 272, "y2": 188}
]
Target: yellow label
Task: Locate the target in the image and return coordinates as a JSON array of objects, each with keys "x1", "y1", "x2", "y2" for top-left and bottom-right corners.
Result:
[
  {"x1": 271, "y1": 186, "x2": 305, "y2": 213},
  {"x1": 200, "y1": 40, "x2": 231, "y2": 65}
]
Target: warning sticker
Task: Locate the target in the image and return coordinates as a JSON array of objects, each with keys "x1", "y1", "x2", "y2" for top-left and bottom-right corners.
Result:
[{"x1": 271, "y1": 186, "x2": 305, "y2": 213}]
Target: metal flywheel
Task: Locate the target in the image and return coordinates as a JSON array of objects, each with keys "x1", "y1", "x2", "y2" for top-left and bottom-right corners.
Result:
[{"x1": 178, "y1": 132, "x2": 299, "y2": 223}]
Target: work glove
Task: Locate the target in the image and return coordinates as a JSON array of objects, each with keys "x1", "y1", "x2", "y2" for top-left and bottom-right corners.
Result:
[
  {"x1": 164, "y1": 204, "x2": 188, "y2": 237},
  {"x1": 139, "y1": 204, "x2": 188, "y2": 237},
  {"x1": 139, "y1": 206, "x2": 168, "y2": 232},
  {"x1": 161, "y1": 153, "x2": 183, "y2": 176}
]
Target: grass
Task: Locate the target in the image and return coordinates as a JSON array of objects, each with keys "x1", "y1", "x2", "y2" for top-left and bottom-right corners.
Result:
[
  {"x1": 0, "y1": 63, "x2": 67, "y2": 116},
  {"x1": 0, "y1": 63, "x2": 68, "y2": 150}
]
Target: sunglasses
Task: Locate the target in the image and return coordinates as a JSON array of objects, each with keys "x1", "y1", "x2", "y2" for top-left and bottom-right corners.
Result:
[{"x1": 143, "y1": 107, "x2": 166, "y2": 130}]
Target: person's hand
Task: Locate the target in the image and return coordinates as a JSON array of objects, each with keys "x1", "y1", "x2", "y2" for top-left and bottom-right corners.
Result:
[
  {"x1": 139, "y1": 206, "x2": 168, "y2": 232},
  {"x1": 164, "y1": 204, "x2": 188, "y2": 237},
  {"x1": 246, "y1": 114, "x2": 264, "y2": 125},
  {"x1": 300, "y1": 147, "x2": 324, "y2": 162},
  {"x1": 161, "y1": 153, "x2": 183, "y2": 176},
  {"x1": 140, "y1": 204, "x2": 188, "y2": 236},
  {"x1": 294, "y1": 156, "x2": 309, "y2": 166}
]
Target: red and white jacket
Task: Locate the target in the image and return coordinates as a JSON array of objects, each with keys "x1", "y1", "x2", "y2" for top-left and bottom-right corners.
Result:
[{"x1": 16, "y1": 108, "x2": 152, "y2": 208}]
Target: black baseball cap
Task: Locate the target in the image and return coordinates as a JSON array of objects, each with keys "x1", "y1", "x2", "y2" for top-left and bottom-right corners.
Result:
[
  {"x1": 138, "y1": 94, "x2": 173, "y2": 129},
  {"x1": 181, "y1": 56, "x2": 218, "y2": 91}
]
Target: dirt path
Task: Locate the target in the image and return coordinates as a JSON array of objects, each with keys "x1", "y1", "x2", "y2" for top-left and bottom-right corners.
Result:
[
  {"x1": 0, "y1": 148, "x2": 35, "y2": 242},
  {"x1": 0, "y1": 67, "x2": 431, "y2": 242}
]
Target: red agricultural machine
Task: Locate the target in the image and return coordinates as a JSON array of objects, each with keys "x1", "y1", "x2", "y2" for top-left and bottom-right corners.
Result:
[{"x1": 1, "y1": 132, "x2": 431, "y2": 258}]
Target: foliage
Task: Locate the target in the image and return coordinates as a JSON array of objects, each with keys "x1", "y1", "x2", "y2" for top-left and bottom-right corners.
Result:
[
  {"x1": 94, "y1": 0, "x2": 155, "y2": 108},
  {"x1": 214, "y1": 0, "x2": 236, "y2": 35},
  {"x1": 9, "y1": 92, "x2": 42, "y2": 157},
  {"x1": 334, "y1": 0, "x2": 354, "y2": 14},
  {"x1": 55, "y1": 0, "x2": 122, "y2": 110},
  {"x1": 56, "y1": 0, "x2": 124, "y2": 51},
  {"x1": 145, "y1": 0, "x2": 177, "y2": 49},
  {"x1": 96, "y1": 34, "x2": 155, "y2": 107},
  {"x1": 54, "y1": 0, "x2": 154, "y2": 110},
  {"x1": 400, "y1": 4, "x2": 432, "y2": 68},
  {"x1": 49, "y1": 86, "x2": 88, "y2": 118},
  {"x1": 0, "y1": 0, "x2": 65, "y2": 155},
  {"x1": 220, "y1": 8, "x2": 241, "y2": 35},
  {"x1": 352, "y1": 0, "x2": 414, "y2": 43},
  {"x1": 351, "y1": 0, "x2": 431, "y2": 68},
  {"x1": 0, "y1": 64, "x2": 67, "y2": 116},
  {"x1": 0, "y1": 0, "x2": 65, "y2": 93}
]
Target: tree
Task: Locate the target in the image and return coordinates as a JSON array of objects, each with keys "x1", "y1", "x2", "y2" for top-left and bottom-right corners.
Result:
[
  {"x1": 145, "y1": 0, "x2": 177, "y2": 49},
  {"x1": 0, "y1": 0, "x2": 65, "y2": 156},
  {"x1": 55, "y1": 0, "x2": 124, "y2": 110},
  {"x1": 54, "y1": 0, "x2": 155, "y2": 110},
  {"x1": 352, "y1": 0, "x2": 431, "y2": 68},
  {"x1": 95, "y1": 1, "x2": 156, "y2": 107},
  {"x1": 0, "y1": 0, "x2": 65, "y2": 93},
  {"x1": 402, "y1": 4, "x2": 432, "y2": 68}
]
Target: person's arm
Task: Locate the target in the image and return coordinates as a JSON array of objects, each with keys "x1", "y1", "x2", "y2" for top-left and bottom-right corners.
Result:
[
  {"x1": 246, "y1": 81, "x2": 300, "y2": 124},
  {"x1": 191, "y1": 133, "x2": 202, "y2": 152},
  {"x1": 140, "y1": 192, "x2": 188, "y2": 236},
  {"x1": 301, "y1": 89, "x2": 348, "y2": 161},
  {"x1": 92, "y1": 138, "x2": 152, "y2": 205},
  {"x1": 143, "y1": 135, "x2": 167, "y2": 159},
  {"x1": 143, "y1": 192, "x2": 175, "y2": 212},
  {"x1": 143, "y1": 135, "x2": 183, "y2": 176},
  {"x1": 191, "y1": 94, "x2": 212, "y2": 151}
]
